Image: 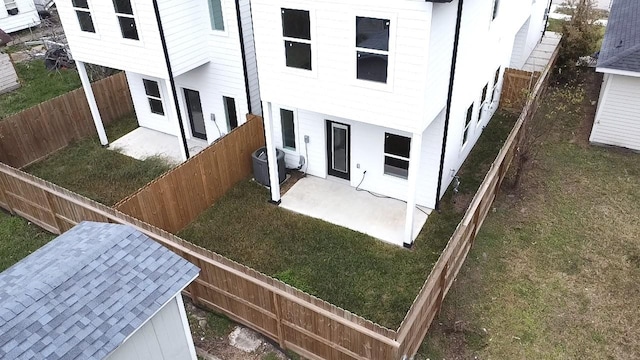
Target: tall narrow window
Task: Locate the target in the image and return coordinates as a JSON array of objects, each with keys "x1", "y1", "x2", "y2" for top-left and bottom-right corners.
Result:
[
  {"x1": 208, "y1": 0, "x2": 224, "y2": 31},
  {"x1": 356, "y1": 17, "x2": 390, "y2": 83},
  {"x1": 281, "y1": 8, "x2": 311, "y2": 70},
  {"x1": 72, "y1": 0, "x2": 95, "y2": 33},
  {"x1": 481, "y1": 83, "x2": 488, "y2": 105},
  {"x1": 113, "y1": 0, "x2": 138, "y2": 40},
  {"x1": 4, "y1": 0, "x2": 18, "y2": 15},
  {"x1": 280, "y1": 109, "x2": 295, "y2": 150},
  {"x1": 492, "y1": 0, "x2": 500, "y2": 20},
  {"x1": 223, "y1": 96, "x2": 238, "y2": 131},
  {"x1": 143, "y1": 79, "x2": 164, "y2": 115},
  {"x1": 462, "y1": 104, "x2": 473, "y2": 146},
  {"x1": 491, "y1": 67, "x2": 501, "y2": 102},
  {"x1": 384, "y1": 133, "x2": 410, "y2": 179}
]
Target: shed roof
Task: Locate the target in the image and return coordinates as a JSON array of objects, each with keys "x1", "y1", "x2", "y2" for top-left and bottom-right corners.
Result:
[
  {"x1": 597, "y1": 0, "x2": 640, "y2": 72},
  {"x1": 0, "y1": 221, "x2": 199, "y2": 360}
]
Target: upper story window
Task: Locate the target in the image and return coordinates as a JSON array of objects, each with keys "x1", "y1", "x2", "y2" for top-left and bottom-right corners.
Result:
[
  {"x1": 384, "y1": 133, "x2": 410, "y2": 179},
  {"x1": 281, "y1": 8, "x2": 311, "y2": 70},
  {"x1": 72, "y1": 0, "x2": 95, "y2": 33},
  {"x1": 492, "y1": 0, "x2": 500, "y2": 20},
  {"x1": 462, "y1": 104, "x2": 474, "y2": 146},
  {"x1": 208, "y1": 0, "x2": 225, "y2": 31},
  {"x1": 113, "y1": 0, "x2": 139, "y2": 40},
  {"x1": 356, "y1": 17, "x2": 390, "y2": 84},
  {"x1": 4, "y1": 0, "x2": 18, "y2": 15},
  {"x1": 143, "y1": 79, "x2": 164, "y2": 115}
]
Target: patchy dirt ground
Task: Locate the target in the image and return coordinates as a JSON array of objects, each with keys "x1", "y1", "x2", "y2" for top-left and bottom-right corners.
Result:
[{"x1": 184, "y1": 298, "x2": 294, "y2": 360}]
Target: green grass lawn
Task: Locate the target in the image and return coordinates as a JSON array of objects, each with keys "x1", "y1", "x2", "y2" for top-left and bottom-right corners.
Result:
[
  {"x1": 24, "y1": 115, "x2": 171, "y2": 206},
  {"x1": 0, "y1": 211, "x2": 54, "y2": 271},
  {"x1": 418, "y1": 71, "x2": 640, "y2": 358},
  {"x1": 0, "y1": 59, "x2": 81, "y2": 119},
  {"x1": 178, "y1": 112, "x2": 518, "y2": 329}
]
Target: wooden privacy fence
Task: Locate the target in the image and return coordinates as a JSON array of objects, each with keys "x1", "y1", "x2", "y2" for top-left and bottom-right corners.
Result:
[
  {"x1": 500, "y1": 68, "x2": 541, "y2": 111},
  {"x1": 0, "y1": 162, "x2": 401, "y2": 360},
  {"x1": 394, "y1": 38, "x2": 560, "y2": 358},
  {"x1": 114, "y1": 114, "x2": 266, "y2": 234},
  {"x1": 0, "y1": 72, "x2": 133, "y2": 168}
]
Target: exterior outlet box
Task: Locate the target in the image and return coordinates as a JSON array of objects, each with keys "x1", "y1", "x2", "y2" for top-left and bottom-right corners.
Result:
[
  {"x1": 356, "y1": 163, "x2": 360, "y2": 169},
  {"x1": 304, "y1": 135, "x2": 310, "y2": 143}
]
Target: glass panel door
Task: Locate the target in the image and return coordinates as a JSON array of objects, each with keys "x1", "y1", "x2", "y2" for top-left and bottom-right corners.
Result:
[
  {"x1": 183, "y1": 89, "x2": 207, "y2": 140},
  {"x1": 326, "y1": 121, "x2": 350, "y2": 180}
]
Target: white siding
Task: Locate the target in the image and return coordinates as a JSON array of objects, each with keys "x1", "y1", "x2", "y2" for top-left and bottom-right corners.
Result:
[
  {"x1": 0, "y1": 0, "x2": 40, "y2": 33},
  {"x1": 126, "y1": 72, "x2": 177, "y2": 135},
  {"x1": 56, "y1": 0, "x2": 167, "y2": 78},
  {"x1": 238, "y1": 0, "x2": 262, "y2": 115},
  {"x1": 0, "y1": 53, "x2": 19, "y2": 95},
  {"x1": 252, "y1": 0, "x2": 434, "y2": 133},
  {"x1": 270, "y1": 105, "x2": 444, "y2": 208},
  {"x1": 590, "y1": 74, "x2": 640, "y2": 151},
  {"x1": 510, "y1": 17, "x2": 529, "y2": 68},
  {"x1": 158, "y1": 0, "x2": 210, "y2": 76},
  {"x1": 106, "y1": 297, "x2": 196, "y2": 360}
]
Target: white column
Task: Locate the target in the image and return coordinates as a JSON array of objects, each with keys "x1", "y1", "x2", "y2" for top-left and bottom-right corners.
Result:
[
  {"x1": 403, "y1": 132, "x2": 423, "y2": 247},
  {"x1": 76, "y1": 61, "x2": 108, "y2": 146},
  {"x1": 262, "y1": 101, "x2": 281, "y2": 204},
  {"x1": 164, "y1": 77, "x2": 188, "y2": 161}
]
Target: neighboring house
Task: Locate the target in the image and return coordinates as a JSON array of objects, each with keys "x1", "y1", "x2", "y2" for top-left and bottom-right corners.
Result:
[
  {"x1": 0, "y1": 221, "x2": 200, "y2": 360},
  {"x1": 0, "y1": 0, "x2": 40, "y2": 33},
  {"x1": 253, "y1": 0, "x2": 550, "y2": 247},
  {"x1": 55, "y1": 0, "x2": 260, "y2": 161},
  {"x1": 590, "y1": 0, "x2": 640, "y2": 152},
  {"x1": 0, "y1": 52, "x2": 20, "y2": 94}
]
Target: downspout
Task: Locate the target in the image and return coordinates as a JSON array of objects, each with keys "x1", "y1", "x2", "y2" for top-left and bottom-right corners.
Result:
[
  {"x1": 542, "y1": 0, "x2": 553, "y2": 38},
  {"x1": 435, "y1": 0, "x2": 464, "y2": 211},
  {"x1": 152, "y1": 0, "x2": 190, "y2": 159},
  {"x1": 235, "y1": 0, "x2": 253, "y2": 114}
]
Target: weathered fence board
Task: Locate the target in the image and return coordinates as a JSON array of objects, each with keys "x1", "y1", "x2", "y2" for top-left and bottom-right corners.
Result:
[
  {"x1": 114, "y1": 115, "x2": 266, "y2": 234},
  {"x1": 0, "y1": 72, "x2": 133, "y2": 168},
  {"x1": 500, "y1": 68, "x2": 540, "y2": 111}
]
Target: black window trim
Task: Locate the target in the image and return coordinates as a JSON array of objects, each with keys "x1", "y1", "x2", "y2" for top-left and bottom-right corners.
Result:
[
  {"x1": 355, "y1": 16, "x2": 391, "y2": 84},
  {"x1": 281, "y1": 8, "x2": 312, "y2": 71}
]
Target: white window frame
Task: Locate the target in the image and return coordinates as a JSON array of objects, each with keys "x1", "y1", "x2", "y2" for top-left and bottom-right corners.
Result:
[
  {"x1": 490, "y1": 67, "x2": 502, "y2": 105},
  {"x1": 143, "y1": 79, "x2": 165, "y2": 116},
  {"x1": 462, "y1": 103, "x2": 474, "y2": 148},
  {"x1": 208, "y1": 0, "x2": 227, "y2": 34},
  {"x1": 277, "y1": 106, "x2": 298, "y2": 155},
  {"x1": 352, "y1": 11, "x2": 396, "y2": 92},
  {"x1": 222, "y1": 95, "x2": 239, "y2": 133},
  {"x1": 280, "y1": 108, "x2": 297, "y2": 151},
  {"x1": 281, "y1": 8, "x2": 315, "y2": 76},
  {"x1": 71, "y1": 0, "x2": 99, "y2": 35},
  {"x1": 113, "y1": 0, "x2": 142, "y2": 43},
  {"x1": 4, "y1": 0, "x2": 18, "y2": 15},
  {"x1": 383, "y1": 132, "x2": 411, "y2": 180}
]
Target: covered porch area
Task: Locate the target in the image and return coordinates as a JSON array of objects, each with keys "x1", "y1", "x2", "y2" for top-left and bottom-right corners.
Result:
[
  {"x1": 110, "y1": 127, "x2": 207, "y2": 165},
  {"x1": 280, "y1": 176, "x2": 431, "y2": 246}
]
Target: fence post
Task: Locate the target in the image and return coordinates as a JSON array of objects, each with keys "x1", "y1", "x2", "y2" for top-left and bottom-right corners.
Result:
[
  {"x1": 44, "y1": 191, "x2": 63, "y2": 234},
  {"x1": 436, "y1": 262, "x2": 449, "y2": 316},
  {"x1": 272, "y1": 292, "x2": 286, "y2": 349},
  {"x1": 0, "y1": 172, "x2": 14, "y2": 215}
]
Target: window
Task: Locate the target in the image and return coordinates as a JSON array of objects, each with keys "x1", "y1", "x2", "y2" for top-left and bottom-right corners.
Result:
[
  {"x1": 4, "y1": 0, "x2": 18, "y2": 15},
  {"x1": 492, "y1": 0, "x2": 500, "y2": 20},
  {"x1": 72, "y1": 0, "x2": 95, "y2": 33},
  {"x1": 113, "y1": 0, "x2": 138, "y2": 40},
  {"x1": 223, "y1": 96, "x2": 238, "y2": 131},
  {"x1": 281, "y1": 9, "x2": 311, "y2": 70},
  {"x1": 491, "y1": 67, "x2": 500, "y2": 102},
  {"x1": 280, "y1": 109, "x2": 295, "y2": 150},
  {"x1": 356, "y1": 17, "x2": 390, "y2": 83},
  {"x1": 481, "y1": 83, "x2": 488, "y2": 105},
  {"x1": 143, "y1": 79, "x2": 164, "y2": 115},
  {"x1": 208, "y1": 0, "x2": 224, "y2": 31},
  {"x1": 462, "y1": 104, "x2": 473, "y2": 146},
  {"x1": 384, "y1": 133, "x2": 410, "y2": 179}
]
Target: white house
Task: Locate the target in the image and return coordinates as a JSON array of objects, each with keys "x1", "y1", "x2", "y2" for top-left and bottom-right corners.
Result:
[
  {"x1": 0, "y1": 0, "x2": 40, "y2": 33},
  {"x1": 253, "y1": 0, "x2": 550, "y2": 247},
  {"x1": 0, "y1": 221, "x2": 200, "y2": 360},
  {"x1": 55, "y1": 0, "x2": 260, "y2": 161},
  {"x1": 590, "y1": 0, "x2": 640, "y2": 152}
]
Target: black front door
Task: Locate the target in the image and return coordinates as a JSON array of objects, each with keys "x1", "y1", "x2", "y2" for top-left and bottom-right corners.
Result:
[
  {"x1": 326, "y1": 120, "x2": 350, "y2": 180},
  {"x1": 183, "y1": 88, "x2": 207, "y2": 140}
]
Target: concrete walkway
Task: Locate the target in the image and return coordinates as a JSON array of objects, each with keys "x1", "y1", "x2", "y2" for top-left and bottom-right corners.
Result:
[
  {"x1": 110, "y1": 127, "x2": 207, "y2": 165},
  {"x1": 523, "y1": 31, "x2": 562, "y2": 73},
  {"x1": 280, "y1": 176, "x2": 431, "y2": 246}
]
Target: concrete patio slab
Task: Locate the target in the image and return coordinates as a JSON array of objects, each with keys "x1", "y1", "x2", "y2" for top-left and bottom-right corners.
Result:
[
  {"x1": 110, "y1": 127, "x2": 207, "y2": 165},
  {"x1": 280, "y1": 176, "x2": 431, "y2": 246}
]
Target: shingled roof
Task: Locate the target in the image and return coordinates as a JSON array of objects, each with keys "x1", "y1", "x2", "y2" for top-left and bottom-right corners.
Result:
[
  {"x1": 597, "y1": 0, "x2": 640, "y2": 73},
  {"x1": 0, "y1": 222, "x2": 199, "y2": 360}
]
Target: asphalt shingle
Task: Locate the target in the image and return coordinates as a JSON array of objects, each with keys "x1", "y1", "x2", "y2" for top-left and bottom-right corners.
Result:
[
  {"x1": 0, "y1": 222, "x2": 199, "y2": 360},
  {"x1": 597, "y1": 0, "x2": 640, "y2": 72}
]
